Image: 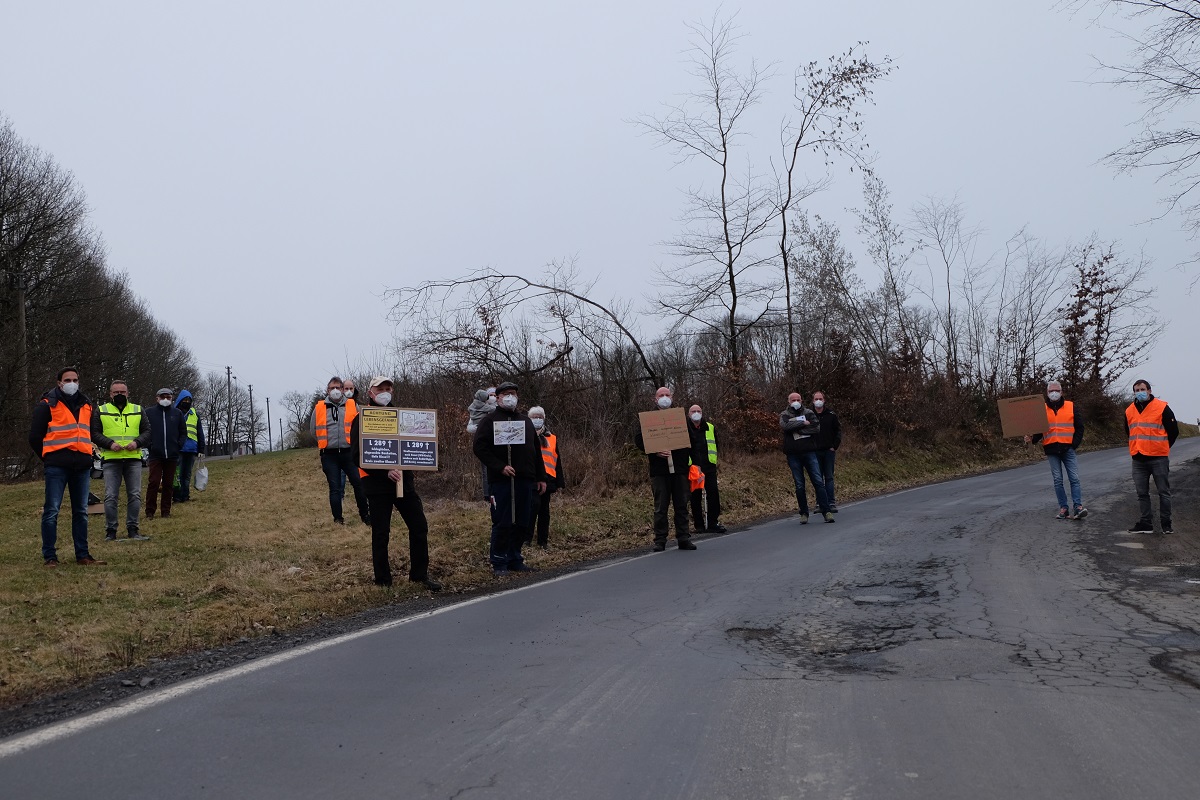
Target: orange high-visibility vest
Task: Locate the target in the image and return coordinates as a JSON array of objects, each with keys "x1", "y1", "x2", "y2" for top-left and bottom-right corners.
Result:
[
  {"x1": 41, "y1": 399, "x2": 93, "y2": 457},
  {"x1": 541, "y1": 433, "x2": 558, "y2": 479},
  {"x1": 314, "y1": 399, "x2": 357, "y2": 449},
  {"x1": 1043, "y1": 401, "x2": 1075, "y2": 447},
  {"x1": 688, "y1": 464, "x2": 705, "y2": 492},
  {"x1": 1126, "y1": 398, "x2": 1170, "y2": 457}
]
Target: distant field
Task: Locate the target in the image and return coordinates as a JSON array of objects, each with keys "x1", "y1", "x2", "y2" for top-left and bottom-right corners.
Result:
[{"x1": 1, "y1": 442, "x2": 1046, "y2": 706}]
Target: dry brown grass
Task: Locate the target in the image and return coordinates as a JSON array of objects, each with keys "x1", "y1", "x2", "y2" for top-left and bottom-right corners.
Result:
[{"x1": 0, "y1": 441, "x2": 1040, "y2": 706}]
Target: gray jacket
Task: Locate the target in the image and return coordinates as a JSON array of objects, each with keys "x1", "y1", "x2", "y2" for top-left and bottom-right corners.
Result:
[{"x1": 780, "y1": 406, "x2": 821, "y2": 455}]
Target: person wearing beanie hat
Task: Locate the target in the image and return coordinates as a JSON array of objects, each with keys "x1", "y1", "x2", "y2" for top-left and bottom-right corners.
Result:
[
  {"x1": 472, "y1": 381, "x2": 547, "y2": 575},
  {"x1": 524, "y1": 406, "x2": 565, "y2": 548}
]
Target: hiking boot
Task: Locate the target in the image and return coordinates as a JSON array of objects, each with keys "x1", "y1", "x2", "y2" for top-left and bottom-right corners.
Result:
[
  {"x1": 410, "y1": 577, "x2": 443, "y2": 591},
  {"x1": 1130, "y1": 520, "x2": 1154, "y2": 533},
  {"x1": 1055, "y1": 508, "x2": 1070, "y2": 520},
  {"x1": 829, "y1": 504, "x2": 839, "y2": 513},
  {"x1": 76, "y1": 556, "x2": 107, "y2": 566},
  {"x1": 652, "y1": 542, "x2": 666, "y2": 552},
  {"x1": 44, "y1": 558, "x2": 58, "y2": 568},
  {"x1": 1071, "y1": 506, "x2": 1088, "y2": 520},
  {"x1": 492, "y1": 568, "x2": 510, "y2": 577},
  {"x1": 823, "y1": 512, "x2": 835, "y2": 523},
  {"x1": 799, "y1": 513, "x2": 809, "y2": 525},
  {"x1": 509, "y1": 563, "x2": 539, "y2": 573},
  {"x1": 677, "y1": 540, "x2": 697, "y2": 550}
]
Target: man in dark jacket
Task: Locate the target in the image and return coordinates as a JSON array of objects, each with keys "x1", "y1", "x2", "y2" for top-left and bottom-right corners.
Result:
[
  {"x1": 1026, "y1": 380, "x2": 1087, "y2": 520},
  {"x1": 781, "y1": 391, "x2": 833, "y2": 524},
  {"x1": 30, "y1": 367, "x2": 106, "y2": 567},
  {"x1": 634, "y1": 386, "x2": 697, "y2": 552},
  {"x1": 1124, "y1": 378, "x2": 1179, "y2": 534},
  {"x1": 687, "y1": 403, "x2": 724, "y2": 534},
  {"x1": 349, "y1": 376, "x2": 442, "y2": 589},
  {"x1": 473, "y1": 381, "x2": 547, "y2": 575},
  {"x1": 811, "y1": 390, "x2": 842, "y2": 513},
  {"x1": 144, "y1": 387, "x2": 187, "y2": 519}
]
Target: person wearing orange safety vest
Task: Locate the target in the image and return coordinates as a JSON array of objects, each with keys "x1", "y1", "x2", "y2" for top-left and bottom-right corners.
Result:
[
  {"x1": 1124, "y1": 378, "x2": 1179, "y2": 535},
  {"x1": 28, "y1": 367, "x2": 106, "y2": 567},
  {"x1": 525, "y1": 406, "x2": 565, "y2": 548},
  {"x1": 687, "y1": 403, "x2": 725, "y2": 534},
  {"x1": 1026, "y1": 380, "x2": 1087, "y2": 521},
  {"x1": 310, "y1": 375, "x2": 370, "y2": 526}
]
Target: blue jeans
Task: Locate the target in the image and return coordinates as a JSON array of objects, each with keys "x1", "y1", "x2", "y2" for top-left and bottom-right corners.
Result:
[
  {"x1": 320, "y1": 449, "x2": 369, "y2": 522},
  {"x1": 786, "y1": 453, "x2": 830, "y2": 515},
  {"x1": 1046, "y1": 448, "x2": 1082, "y2": 510},
  {"x1": 42, "y1": 465, "x2": 93, "y2": 561},
  {"x1": 1132, "y1": 457, "x2": 1171, "y2": 527},
  {"x1": 489, "y1": 477, "x2": 534, "y2": 569},
  {"x1": 816, "y1": 449, "x2": 837, "y2": 507},
  {"x1": 174, "y1": 452, "x2": 197, "y2": 501}
]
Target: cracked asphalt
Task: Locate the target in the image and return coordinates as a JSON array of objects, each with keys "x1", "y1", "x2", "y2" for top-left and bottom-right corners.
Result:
[{"x1": 2, "y1": 439, "x2": 1199, "y2": 799}]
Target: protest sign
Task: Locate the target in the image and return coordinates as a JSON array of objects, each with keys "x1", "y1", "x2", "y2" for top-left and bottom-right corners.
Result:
[
  {"x1": 998, "y1": 395, "x2": 1048, "y2": 438},
  {"x1": 638, "y1": 407, "x2": 690, "y2": 453}
]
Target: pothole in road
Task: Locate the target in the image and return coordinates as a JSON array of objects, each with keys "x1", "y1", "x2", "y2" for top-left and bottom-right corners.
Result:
[{"x1": 1150, "y1": 651, "x2": 1200, "y2": 689}]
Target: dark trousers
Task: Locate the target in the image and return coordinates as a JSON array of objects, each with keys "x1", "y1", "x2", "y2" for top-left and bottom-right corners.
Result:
[
  {"x1": 651, "y1": 472, "x2": 692, "y2": 544},
  {"x1": 41, "y1": 465, "x2": 92, "y2": 561},
  {"x1": 689, "y1": 465, "x2": 720, "y2": 531},
  {"x1": 146, "y1": 458, "x2": 177, "y2": 517},
  {"x1": 489, "y1": 477, "x2": 534, "y2": 569},
  {"x1": 320, "y1": 448, "x2": 370, "y2": 522},
  {"x1": 174, "y1": 452, "x2": 197, "y2": 502},
  {"x1": 365, "y1": 482, "x2": 430, "y2": 586},
  {"x1": 816, "y1": 449, "x2": 837, "y2": 507},
  {"x1": 787, "y1": 452, "x2": 830, "y2": 515},
  {"x1": 527, "y1": 491, "x2": 553, "y2": 547},
  {"x1": 1132, "y1": 457, "x2": 1172, "y2": 527}
]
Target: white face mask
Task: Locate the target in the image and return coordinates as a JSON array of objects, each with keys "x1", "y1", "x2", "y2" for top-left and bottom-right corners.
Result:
[
  {"x1": 657, "y1": 396, "x2": 672, "y2": 409},
  {"x1": 343, "y1": 389, "x2": 354, "y2": 398},
  {"x1": 374, "y1": 391, "x2": 392, "y2": 406},
  {"x1": 813, "y1": 400, "x2": 825, "y2": 409},
  {"x1": 158, "y1": 398, "x2": 172, "y2": 407},
  {"x1": 531, "y1": 418, "x2": 544, "y2": 430},
  {"x1": 1047, "y1": 391, "x2": 1062, "y2": 402},
  {"x1": 690, "y1": 412, "x2": 702, "y2": 422},
  {"x1": 500, "y1": 395, "x2": 518, "y2": 410},
  {"x1": 60, "y1": 381, "x2": 79, "y2": 396},
  {"x1": 790, "y1": 401, "x2": 803, "y2": 411},
  {"x1": 328, "y1": 389, "x2": 343, "y2": 402}
]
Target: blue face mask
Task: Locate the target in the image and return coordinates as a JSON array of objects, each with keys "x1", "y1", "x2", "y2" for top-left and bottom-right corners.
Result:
[{"x1": 1135, "y1": 390, "x2": 1149, "y2": 403}]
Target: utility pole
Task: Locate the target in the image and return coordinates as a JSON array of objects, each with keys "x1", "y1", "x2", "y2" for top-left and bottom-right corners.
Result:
[
  {"x1": 225, "y1": 366, "x2": 233, "y2": 458},
  {"x1": 266, "y1": 396, "x2": 272, "y2": 452},
  {"x1": 278, "y1": 418, "x2": 284, "y2": 450},
  {"x1": 248, "y1": 384, "x2": 256, "y2": 454}
]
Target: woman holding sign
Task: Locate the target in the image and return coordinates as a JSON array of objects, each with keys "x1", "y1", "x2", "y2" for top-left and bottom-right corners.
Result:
[{"x1": 350, "y1": 376, "x2": 442, "y2": 590}]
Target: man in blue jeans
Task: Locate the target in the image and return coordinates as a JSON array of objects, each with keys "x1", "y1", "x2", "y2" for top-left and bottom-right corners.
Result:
[
  {"x1": 780, "y1": 392, "x2": 834, "y2": 524},
  {"x1": 29, "y1": 367, "x2": 106, "y2": 567},
  {"x1": 1027, "y1": 380, "x2": 1087, "y2": 521}
]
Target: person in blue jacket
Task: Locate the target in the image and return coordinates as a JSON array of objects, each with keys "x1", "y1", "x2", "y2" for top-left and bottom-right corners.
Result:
[{"x1": 173, "y1": 389, "x2": 206, "y2": 502}]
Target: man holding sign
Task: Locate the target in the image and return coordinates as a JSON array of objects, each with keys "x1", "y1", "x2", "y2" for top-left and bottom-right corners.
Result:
[
  {"x1": 349, "y1": 377, "x2": 441, "y2": 590},
  {"x1": 472, "y1": 381, "x2": 547, "y2": 576},
  {"x1": 634, "y1": 386, "x2": 697, "y2": 552}
]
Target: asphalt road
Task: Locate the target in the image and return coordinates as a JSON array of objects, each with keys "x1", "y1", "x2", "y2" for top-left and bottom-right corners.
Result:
[{"x1": 3, "y1": 439, "x2": 1200, "y2": 799}]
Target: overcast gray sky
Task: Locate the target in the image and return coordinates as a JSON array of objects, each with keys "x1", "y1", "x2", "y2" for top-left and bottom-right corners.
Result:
[{"x1": 3, "y1": 1, "x2": 1195, "y2": 423}]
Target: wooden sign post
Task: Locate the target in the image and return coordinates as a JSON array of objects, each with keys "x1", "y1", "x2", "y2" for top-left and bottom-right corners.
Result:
[
  {"x1": 358, "y1": 407, "x2": 439, "y2": 496},
  {"x1": 638, "y1": 407, "x2": 691, "y2": 474},
  {"x1": 997, "y1": 395, "x2": 1048, "y2": 439}
]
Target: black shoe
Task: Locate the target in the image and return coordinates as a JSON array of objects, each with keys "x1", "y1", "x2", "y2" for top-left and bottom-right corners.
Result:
[
  {"x1": 360, "y1": 515, "x2": 371, "y2": 526},
  {"x1": 830, "y1": 505, "x2": 839, "y2": 513},
  {"x1": 1130, "y1": 521, "x2": 1154, "y2": 533},
  {"x1": 1162, "y1": 525, "x2": 1174, "y2": 535},
  {"x1": 677, "y1": 540, "x2": 697, "y2": 550},
  {"x1": 333, "y1": 517, "x2": 345, "y2": 525},
  {"x1": 410, "y1": 577, "x2": 443, "y2": 590},
  {"x1": 693, "y1": 527, "x2": 705, "y2": 535},
  {"x1": 126, "y1": 533, "x2": 151, "y2": 541},
  {"x1": 509, "y1": 563, "x2": 539, "y2": 573},
  {"x1": 652, "y1": 542, "x2": 666, "y2": 552},
  {"x1": 493, "y1": 568, "x2": 509, "y2": 577},
  {"x1": 105, "y1": 531, "x2": 117, "y2": 541},
  {"x1": 710, "y1": 523, "x2": 727, "y2": 533},
  {"x1": 374, "y1": 579, "x2": 393, "y2": 588}
]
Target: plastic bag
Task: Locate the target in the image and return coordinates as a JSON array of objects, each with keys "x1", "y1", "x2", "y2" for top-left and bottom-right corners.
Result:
[{"x1": 194, "y1": 460, "x2": 209, "y2": 492}]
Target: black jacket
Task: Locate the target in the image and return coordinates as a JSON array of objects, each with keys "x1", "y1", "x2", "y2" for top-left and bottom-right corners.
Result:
[
  {"x1": 144, "y1": 402, "x2": 187, "y2": 460},
  {"x1": 1031, "y1": 397, "x2": 1084, "y2": 455},
  {"x1": 780, "y1": 406, "x2": 821, "y2": 454},
  {"x1": 29, "y1": 387, "x2": 95, "y2": 470},
  {"x1": 349, "y1": 411, "x2": 420, "y2": 496},
  {"x1": 473, "y1": 407, "x2": 548, "y2": 483},
  {"x1": 635, "y1": 422, "x2": 692, "y2": 478},
  {"x1": 812, "y1": 408, "x2": 842, "y2": 450}
]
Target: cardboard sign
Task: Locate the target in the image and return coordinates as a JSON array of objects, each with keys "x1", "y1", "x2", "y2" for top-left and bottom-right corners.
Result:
[
  {"x1": 357, "y1": 407, "x2": 439, "y2": 471},
  {"x1": 998, "y1": 394, "x2": 1048, "y2": 438},
  {"x1": 493, "y1": 420, "x2": 526, "y2": 446},
  {"x1": 638, "y1": 407, "x2": 691, "y2": 453}
]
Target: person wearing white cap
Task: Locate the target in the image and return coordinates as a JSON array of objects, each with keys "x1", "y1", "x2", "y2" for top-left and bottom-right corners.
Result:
[
  {"x1": 143, "y1": 387, "x2": 187, "y2": 520},
  {"x1": 524, "y1": 406, "x2": 565, "y2": 548}
]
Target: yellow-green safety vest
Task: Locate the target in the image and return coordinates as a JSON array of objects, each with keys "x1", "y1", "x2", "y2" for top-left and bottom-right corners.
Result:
[
  {"x1": 703, "y1": 422, "x2": 717, "y2": 466},
  {"x1": 185, "y1": 407, "x2": 200, "y2": 442},
  {"x1": 98, "y1": 402, "x2": 143, "y2": 460}
]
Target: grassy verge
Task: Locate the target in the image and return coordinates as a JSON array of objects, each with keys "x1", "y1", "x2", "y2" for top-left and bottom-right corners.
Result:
[{"x1": 1, "y1": 441, "x2": 1041, "y2": 706}]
